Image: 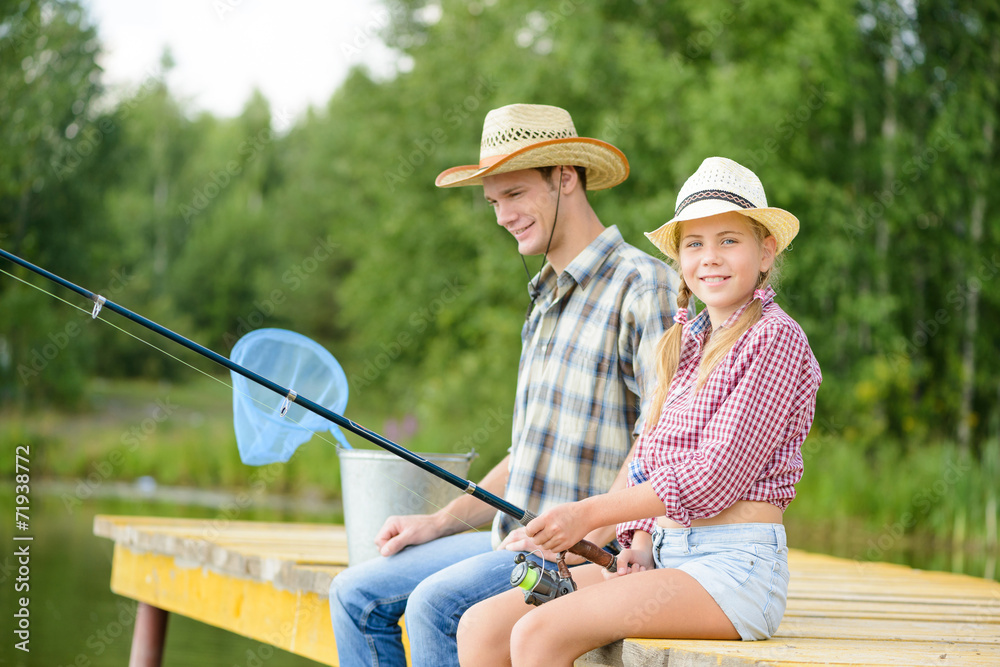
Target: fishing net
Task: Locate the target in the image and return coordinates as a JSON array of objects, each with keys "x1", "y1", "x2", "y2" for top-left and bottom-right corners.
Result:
[{"x1": 229, "y1": 328, "x2": 351, "y2": 465}]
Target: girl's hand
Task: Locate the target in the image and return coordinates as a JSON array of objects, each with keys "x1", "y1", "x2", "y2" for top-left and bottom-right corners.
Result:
[
  {"x1": 498, "y1": 527, "x2": 567, "y2": 562},
  {"x1": 500, "y1": 527, "x2": 604, "y2": 565},
  {"x1": 524, "y1": 501, "x2": 593, "y2": 554},
  {"x1": 605, "y1": 546, "x2": 654, "y2": 579}
]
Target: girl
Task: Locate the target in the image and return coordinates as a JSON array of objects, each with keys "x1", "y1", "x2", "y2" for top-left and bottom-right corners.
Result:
[{"x1": 456, "y1": 157, "x2": 822, "y2": 667}]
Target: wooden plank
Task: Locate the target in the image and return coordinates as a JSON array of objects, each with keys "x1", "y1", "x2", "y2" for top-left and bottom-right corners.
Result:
[
  {"x1": 94, "y1": 515, "x2": 350, "y2": 556},
  {"x1": 776, "y1": 615, "x2": 1000, "y2": 643},
  {"x1": 619, "y1": 637, "x2": 1000, "y2": 667},
  {"x1": 94, "y1": 515, "x2": 351, "y2": 594},
  {"x1": 109, "y1": 543, "x2": 340, "y2": 666},
  {"x1": 95, "y1": 514, "x2": 342, "y2": 533},
  {"x1": 784, "y1": 598, "x2": 999, "y2": 622},
  {"x1": 789, "y1": 585, "x2": 1000, "y2": 601},
  {"x1": 790, "y1": 578, "x2": 1000, "y2": 598}
]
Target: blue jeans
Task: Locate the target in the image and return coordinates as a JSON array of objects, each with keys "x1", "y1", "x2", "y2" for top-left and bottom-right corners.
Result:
[{"x1": 330, "y1": 531, "x2": 524, "y2": 667}]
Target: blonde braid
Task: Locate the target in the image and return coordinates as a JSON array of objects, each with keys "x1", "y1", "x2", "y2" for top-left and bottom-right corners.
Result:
[
  {"x1": 644, "y1": 280, "x2": 691, "y2": 434},
  {"x1": 695, "y1": 269, "x2": 768, "y2": 391}
]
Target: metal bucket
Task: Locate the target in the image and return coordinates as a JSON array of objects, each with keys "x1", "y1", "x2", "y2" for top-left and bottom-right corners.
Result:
[{"x1": 338, "y1": 448, "x2": 477, "y2": 566}]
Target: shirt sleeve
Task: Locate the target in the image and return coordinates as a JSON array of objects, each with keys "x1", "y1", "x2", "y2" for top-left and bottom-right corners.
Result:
[
  {"x1": 614, "y1": 272, "x2": 675, "y2": 548},
  {"x1": 646, "y1": 320, "x2": 816, "y2": 527},
  {"x1": 616, "y1": 455, "x2": 657, "y2": 547},
  {"x1": 618, "y1": 280, "x2": 677, "y2": 438}
]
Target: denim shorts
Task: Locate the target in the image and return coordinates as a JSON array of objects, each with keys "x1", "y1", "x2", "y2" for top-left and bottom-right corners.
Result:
[{"x1": 650, "y1": 523, "x2": 789, "y2": 641}]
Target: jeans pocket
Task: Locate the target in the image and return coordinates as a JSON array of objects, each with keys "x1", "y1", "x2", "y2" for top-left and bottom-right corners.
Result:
[
  {"x1": 702, "y1": 542, "x2": 759, "y2": 588},
  {"x1": 761, "y1": 547, "x2": 789, "y2": 637}
]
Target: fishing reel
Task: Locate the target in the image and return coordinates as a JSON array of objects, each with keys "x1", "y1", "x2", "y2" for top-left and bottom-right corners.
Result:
[{"x1": 509, "y1": 552, "x2": 577, "y2": 606}]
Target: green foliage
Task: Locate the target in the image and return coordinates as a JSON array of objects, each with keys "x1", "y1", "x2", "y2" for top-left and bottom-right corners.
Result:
[
  {"x1": 0, "y1": 0, "x2": 114, "y2": 405},
  {"x1": 791, "y1": 432, "x2": 999, "y2": 547},
  {"x1": 1, "y1": 2, "x2": 998, "y2": 512}
]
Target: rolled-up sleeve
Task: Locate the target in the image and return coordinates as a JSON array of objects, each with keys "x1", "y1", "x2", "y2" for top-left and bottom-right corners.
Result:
[
  {"x1": 647, "y1": 321, "x2": 816, "y2": 526},
  {"x1": 616, "y1": 440, "x2": 657, "y2": 547}
]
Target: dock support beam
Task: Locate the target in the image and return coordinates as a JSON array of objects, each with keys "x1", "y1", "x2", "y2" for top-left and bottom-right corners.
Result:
[{"x1": 128, "y1": 602, "x2": 169, "y2": 667}]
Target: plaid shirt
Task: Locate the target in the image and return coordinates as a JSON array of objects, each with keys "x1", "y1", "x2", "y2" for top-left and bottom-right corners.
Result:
[
  {"x1": 618, "y1": 286, "x2": 822, "y2": 546},
  {"x1": 494, "y1": 226, "x2": 678, "y2": 547}
]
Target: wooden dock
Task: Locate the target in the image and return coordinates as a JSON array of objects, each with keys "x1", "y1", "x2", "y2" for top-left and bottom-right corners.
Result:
[{"x1": 94, "y1": 515, "x2": 1000, "y2": 666}]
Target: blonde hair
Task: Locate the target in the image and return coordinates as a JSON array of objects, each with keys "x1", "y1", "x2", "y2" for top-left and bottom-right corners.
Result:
[{"x1": 644, "y1": 217, "x2": 780, "y2": 434}]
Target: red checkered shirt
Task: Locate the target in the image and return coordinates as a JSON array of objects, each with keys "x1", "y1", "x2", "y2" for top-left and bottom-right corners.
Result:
[{"x1": 617, "y1": 286, "x2": 822, "y2": 546}]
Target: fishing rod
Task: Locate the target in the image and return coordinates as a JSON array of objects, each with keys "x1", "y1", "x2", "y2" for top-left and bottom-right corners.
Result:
[{"x1": 0, "y1": 247, "x2": 617, "y2": 581}]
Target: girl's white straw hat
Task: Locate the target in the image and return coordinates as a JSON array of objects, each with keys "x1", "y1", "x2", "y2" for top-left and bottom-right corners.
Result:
[
  {"x1": 435, "y1": 104, "x2": 629, "y2": 190},
  {"x1": 646, "y1": 157, "x2": 799, "y2": 261}
]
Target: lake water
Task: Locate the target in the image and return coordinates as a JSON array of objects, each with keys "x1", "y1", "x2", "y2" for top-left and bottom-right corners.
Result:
[
  {"x1": 0, "y1": 487, "x2": 338, "y2": 667},
  {"x1": 0, "y1": 486, "x2": 996, "y2": 667}
]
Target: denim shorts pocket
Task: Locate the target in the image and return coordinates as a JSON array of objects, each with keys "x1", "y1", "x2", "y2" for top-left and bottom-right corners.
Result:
[
  {"x1": 755, "y1": 543, "x2": 789, "y2": 637},
  {"x1": 695, "y1": 541, "x2": 759, "y2": 589}
]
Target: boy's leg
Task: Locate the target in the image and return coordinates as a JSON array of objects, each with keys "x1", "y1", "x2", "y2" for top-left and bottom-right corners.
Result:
[{"x1": 329, "y1": 531, "x2": 492, "y2": 666}]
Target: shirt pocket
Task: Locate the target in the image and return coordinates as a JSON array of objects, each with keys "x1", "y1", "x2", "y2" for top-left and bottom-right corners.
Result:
[
  {"x1": 556, "y1": 322, "x2": 616, "y2": 409},
  {"x1": 570, "y1": 321, "x2": 614, "y2": 368}
]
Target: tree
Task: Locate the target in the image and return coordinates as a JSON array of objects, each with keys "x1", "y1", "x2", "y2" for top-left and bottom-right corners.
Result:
[{"x1": 0, "y1": 0, "x2": 114, "y2": 404}]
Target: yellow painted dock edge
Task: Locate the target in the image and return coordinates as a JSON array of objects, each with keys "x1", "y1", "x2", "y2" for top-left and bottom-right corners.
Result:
[
  {"x1": 99, "y1": 515, "x2": 1000, "y2": 667},
  {"x1": 109, "y1": 543, "x2": 339, "y2": 665}
]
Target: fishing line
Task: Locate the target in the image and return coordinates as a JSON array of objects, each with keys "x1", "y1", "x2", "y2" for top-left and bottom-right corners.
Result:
[
  {"x1": 521, "y1": 166, "x2": 563, "y2": 320},
  {"x1": 526, "y1": 547, "x2": 549, "y2": 597},
  {"x1": 0, "y1": 264, "x2": 482, "y2": 533},
  {"x1": 2, "y1": 265, "x2": 236, "y2": 388}
]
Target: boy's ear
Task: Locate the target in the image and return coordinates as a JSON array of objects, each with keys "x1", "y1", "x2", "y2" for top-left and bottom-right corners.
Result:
[{"x1": 560, "y1": 165, "x2": 579, "y2": 193}]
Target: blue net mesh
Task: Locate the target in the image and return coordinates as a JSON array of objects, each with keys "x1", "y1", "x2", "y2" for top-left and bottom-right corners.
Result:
[{"x1": 229, "y1": 328, "x2": 351, "y2": 465}]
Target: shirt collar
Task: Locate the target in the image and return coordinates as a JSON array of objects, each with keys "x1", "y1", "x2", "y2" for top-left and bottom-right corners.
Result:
[
  {"x1": 526, "y1": 226, "x2": 623, "y2": 298},
  {"x1": 685, "y1": 285, "x2": 776, "y2": 338}
]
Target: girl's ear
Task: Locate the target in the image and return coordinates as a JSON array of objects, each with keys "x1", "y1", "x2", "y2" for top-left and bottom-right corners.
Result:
[{"x1": 759, "y1": 235, "x2": 778, "y2": 273}]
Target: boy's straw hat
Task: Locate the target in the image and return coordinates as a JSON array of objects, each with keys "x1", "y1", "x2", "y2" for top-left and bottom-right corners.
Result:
[
  {"x1": 435, "y1": 104, "x2": 629, "y2": 190},
  {"x1": 646, "y1": 157, "x2": 799, "y2": 261}
]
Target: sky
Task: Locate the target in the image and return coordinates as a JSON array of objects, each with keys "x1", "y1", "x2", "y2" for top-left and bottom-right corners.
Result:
[{"x1": 82, "y1": 0, "x2": 401, "y2": 120}]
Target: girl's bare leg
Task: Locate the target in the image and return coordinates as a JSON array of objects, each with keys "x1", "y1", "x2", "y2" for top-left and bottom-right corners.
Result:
[
  {"x1": 508, "y1": 568, "x2": 738, "y2": 667},
  {"x1": 458, "y1": 587, "x2": 526, "y2": 667},
  {"x1": 457, "y1": 564, "x2": 607, "y2": 666}
]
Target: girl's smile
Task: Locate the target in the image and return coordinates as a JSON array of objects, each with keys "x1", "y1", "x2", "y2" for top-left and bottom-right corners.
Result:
[{"x1": 679, "y1": 211, "x2": 776, "y2": 329}]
